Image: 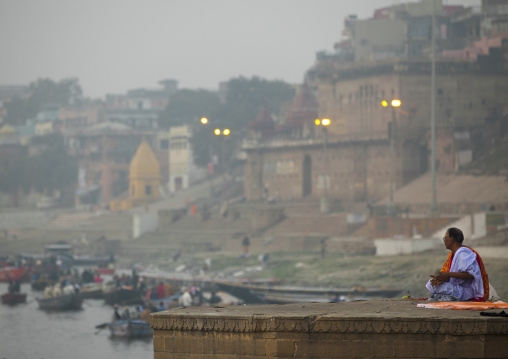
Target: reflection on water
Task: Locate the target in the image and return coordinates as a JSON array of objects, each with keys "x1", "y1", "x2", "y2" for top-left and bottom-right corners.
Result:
[{"x1": 0, "y1": 283, "x2": 152, "y2": 359}]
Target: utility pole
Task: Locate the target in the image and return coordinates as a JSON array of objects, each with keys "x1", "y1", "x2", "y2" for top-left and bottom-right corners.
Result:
[
  {"x1": 430, "y1": 0, "x2": 437, "y2": 214},
  {"x1": 315, "y1": 118, "x2": 330, "y2": 213}
]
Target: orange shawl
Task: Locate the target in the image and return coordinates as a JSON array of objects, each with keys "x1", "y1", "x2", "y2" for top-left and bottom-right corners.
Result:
[{"x1": 440, "y1": 246, "x2": 489, "y2": 301}]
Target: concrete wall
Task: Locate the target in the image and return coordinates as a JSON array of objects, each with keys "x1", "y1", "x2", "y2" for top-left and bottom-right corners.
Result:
[
  {"x1": 243, "y1": 140, "x2": 395, "y2": 203},
  {"x1": 133, "y1": 212, "x2": 158, "y2": 239},
  {"x1": 367, "y1": 216, "x2": 454, "y2": 239},
  {"x1": 375, "y1": 237, "x2": 441, "y2": 256}
]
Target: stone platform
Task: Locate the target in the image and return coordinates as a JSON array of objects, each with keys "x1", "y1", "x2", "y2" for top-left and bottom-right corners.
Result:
[{"x1": 150, "y1": 299, "x2": 508, "y2": 358}]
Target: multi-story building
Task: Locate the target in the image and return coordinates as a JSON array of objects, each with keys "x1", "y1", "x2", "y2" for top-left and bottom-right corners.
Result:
[
  {"x1": 168, "y1": 125, "x2": 206, "y2": 193},
  {"x1": 67, "y1": 122, "x2": 149, "y2": 206},
  {"x1": 102, "y1": 79, "x2": 178, "y2": 131},
  {"x1": 243, "y1": 0, "x2": 508, "y2": 205},
  {"x1": 57, "y1": 103, "x2": 102, "y2": 133}
]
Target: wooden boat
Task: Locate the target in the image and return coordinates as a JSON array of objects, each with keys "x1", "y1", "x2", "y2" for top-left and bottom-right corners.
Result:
[
  {"x1": 80, "y1": 283, "x2": 104, "y2": 299},
  {"x1": 0, "y1": 267, "x2": 27, "y2": 283},
  {"x1": 36, "y1": 293, "x2": 83, "y2": 311},
  {"x1": 214, "y1": 281, "x2": 403, "y2": 305},
  {"x1": 103, "y1": 288, "x2": 144, "y2": 306},
  {"x1": 73, "y1": 254, "x2": 112, "y2": 266},
  {"x1": 96, "y1": 267, "x2": 115, "y2": 275},
  {"x1": 1, "y1": 292, "x2": 27, "y2": 305},
  {"x1": 108, "y1": 319, "x2": 152, "y2": 338}
]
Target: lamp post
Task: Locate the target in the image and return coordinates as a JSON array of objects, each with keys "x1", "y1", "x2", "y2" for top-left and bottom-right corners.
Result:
[
  {"x1": 315, "y1": 118, "x2": 331, "y2": 213},
  {"x1": 214, "y1": 128, "x2": 231, "y2": 175},
  {"x1": 381, "y1": 99, "x2": 401, "y2": 215}
]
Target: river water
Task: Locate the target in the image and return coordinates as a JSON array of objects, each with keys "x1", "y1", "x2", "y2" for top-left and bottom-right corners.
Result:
[{"x1": 0, "y1": 283, "x2": 152, "y2": 359}]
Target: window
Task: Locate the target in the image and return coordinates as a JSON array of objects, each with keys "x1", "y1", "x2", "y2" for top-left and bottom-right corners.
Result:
[{"x1": 145, "y1": 185, "x2": 152, "y2": 195}]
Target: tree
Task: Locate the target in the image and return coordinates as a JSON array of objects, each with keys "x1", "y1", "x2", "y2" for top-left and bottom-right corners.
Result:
[
  {"x1": 158, "y1": 89, "x2": 221, "y2": 129},
  {"x1": 3, "y1": 78, "x2": 83, "y2": 126},
  {"x1": 0, "y1": 133, "x2": 77, "y2": 207},
  {"x1": 29, "y1": 133, "x2": 78, "y2": 194},
  {"x1": 159, "y1": 77, "x2": 295, "y2": 170},
  {"x1": 221, "y1": 76, "x2": 295, "y2": 130}
]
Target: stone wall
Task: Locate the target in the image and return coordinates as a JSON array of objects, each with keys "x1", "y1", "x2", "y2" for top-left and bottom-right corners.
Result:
[
  {"x1": 243, "y1": 140, "x2": 395, "y2": 204},
  {"x1": 151, "y1": 300, "x2": 508, "y2": 358}
]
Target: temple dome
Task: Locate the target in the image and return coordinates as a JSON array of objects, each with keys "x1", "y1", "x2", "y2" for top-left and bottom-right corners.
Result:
[
  {"x1": 129, "y1": 140, "x2": 160, "y2": 179},
  {"x1": 285, "y1": 85, "x2": 318, "y2": 127}
]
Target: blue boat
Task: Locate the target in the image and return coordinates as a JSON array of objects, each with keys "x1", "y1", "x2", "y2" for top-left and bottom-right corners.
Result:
[{"x1": 109, "y1": 319, "x2": 152, "y2": 338}]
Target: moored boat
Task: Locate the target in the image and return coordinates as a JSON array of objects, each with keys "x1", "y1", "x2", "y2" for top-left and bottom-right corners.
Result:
[
  {"x1": 36, "y1": 293, "x2": 83, "y2": 311},
  {"x1": 31, "y1": 278, "x2": 52, "y2": 291},
  {"x1": 0, "y1": 267, "x2": 28, "y2": 283},
  {"x1": 214, "y1": 281, "x2": 402, "y2": 305},
  {"x1": 103, "y1": 288, "x2": 144, "y2": 306},
  {"x1": 96, "y1": 267, "x2": 115, "y2": 275},
  {"x1": 1, "y1": 292, "x2": 27, "y2": 305},
  {"x1": 108, "y1": 319, "x2": 152, "y2": 338},
  {"x1": 80, "y1": 283, "x2": 104, "y2": 299}
]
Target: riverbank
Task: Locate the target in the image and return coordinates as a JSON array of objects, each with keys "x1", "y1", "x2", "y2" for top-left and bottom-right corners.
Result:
[{"x1": 116, "y1": 247, "x2": 508, "y2": 301}]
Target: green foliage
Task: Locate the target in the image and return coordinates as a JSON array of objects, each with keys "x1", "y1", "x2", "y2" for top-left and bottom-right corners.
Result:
[
  {"x1": 0, "y1": 133, "x2": 77, "y2": 202},
  {"x1": 30, "y1": 134, "x2": 77, "y2": 194},
  {"x1": 221, "y1": 76, "x2": 295, "y2": 130},
  {"x1": 158, "y1": 89, "x2": 221, "y2": 129},
  {"x1": 159, "y1": 76, "x2": 295, "y2": 169},
  {"x1": 3, "y1": 78, "x2": 82, "y2": 126}
]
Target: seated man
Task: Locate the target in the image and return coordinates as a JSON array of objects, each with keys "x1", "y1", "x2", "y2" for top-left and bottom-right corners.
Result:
[{"x1": 426, "y1": 227, "x2": 489, "y2": 301}]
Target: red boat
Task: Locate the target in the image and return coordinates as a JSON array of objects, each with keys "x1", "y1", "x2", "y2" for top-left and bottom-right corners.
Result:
[
  {"x1": 0, "y1": 267, "x2": 27, "y2": 283},
  {"x1": 1, "y1": 292, "x2": 27, "y2": 305},
  {"x1": 96, "y1": 267, "x2": 115, "y2": 275}
]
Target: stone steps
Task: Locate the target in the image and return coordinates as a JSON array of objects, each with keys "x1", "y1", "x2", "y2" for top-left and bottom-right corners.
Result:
[
  {"x1": 264, "y1": 213, "x2": 349, "y2": 238},
  {"x1": 44, "y1": 212, "x2": 96, "y2": 229}
]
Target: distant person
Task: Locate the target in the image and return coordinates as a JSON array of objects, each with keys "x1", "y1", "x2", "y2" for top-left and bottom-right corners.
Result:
[
  {"x1": 320, "y1": 238, "x2": 327, "y2": 258},
  {"x1": 178, "y1": 288, "x2": 192, "y2": 307},
  {"x1": 112, "y1": 304, "x2": 122, "y2": 322},
  {"x1": 208, "y1": 291, "x2": 221, "y2": 305},
  {"x1": 173, "y1": 250, "x2": 181, "y2": 262},
  {"x1": 426, "y1": 227, "x2": 489, "y2": 301},
  {"x1": 7, "y1": 280, "x2": 15, "y2": 294},
  {"x1": 157, "y1": 301, "x2": 166, "y2": 311},
  {"x1": 122, "y1": 306, "x2": 130, "y2": 319},
  {"x1": 241, "y1": 235, "x2": 250, "y2": 258},
  {"x1": 44, "y1": 285, "x2": 53, "y2": 298},
  {"x1": 156, "y1": 282, "x2": 165, "y2": 299}
]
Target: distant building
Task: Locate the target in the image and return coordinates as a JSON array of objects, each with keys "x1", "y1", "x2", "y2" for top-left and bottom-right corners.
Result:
[
  {"x1": 67, "y1": 122, "x2": 147, "y2": 206},
  {"x1": 57, "y1": 104, "x2": 102, "y2": 133},
  {"x1": 102, "y1": 79, "x2": 178, "y2": 131},
  {"x1": 168, "y1": 125, "x2": 205, "y2": 193},
  {"x1": 243, "y1": 0, "x2": 508, "y2": 204}
]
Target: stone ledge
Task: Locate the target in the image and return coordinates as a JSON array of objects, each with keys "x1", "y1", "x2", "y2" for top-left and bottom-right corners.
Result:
[{"x1": 150, "y1": 299, "x2": 508, "y2": 335}]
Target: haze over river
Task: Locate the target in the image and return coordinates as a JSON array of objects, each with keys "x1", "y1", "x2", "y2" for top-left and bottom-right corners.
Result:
[{"x1": 0, "y1": 283, "x2": 152, "y2": 359}]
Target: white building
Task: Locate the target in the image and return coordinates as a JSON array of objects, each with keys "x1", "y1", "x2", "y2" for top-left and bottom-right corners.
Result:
[{"x1": 168, "y1": 125, "x2": 205, "y2": 193}]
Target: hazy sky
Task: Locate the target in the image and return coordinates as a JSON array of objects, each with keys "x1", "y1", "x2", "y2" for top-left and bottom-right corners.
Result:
[{"x1": 0, "y1": 0, "x2": 480, "y2": 98}]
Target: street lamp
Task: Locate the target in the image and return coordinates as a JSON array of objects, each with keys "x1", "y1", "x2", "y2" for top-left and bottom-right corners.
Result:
[
  {"x1": 381, "y1": 99, "x2": 401, "y2": 215},
  {"x1": 315, "y1": 118, "x2": 330, "y2": 213}
]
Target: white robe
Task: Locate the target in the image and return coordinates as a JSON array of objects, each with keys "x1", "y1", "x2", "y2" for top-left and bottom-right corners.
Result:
[{"x1": 426, "y1": 246, "x2": 484, "y2": 301}]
